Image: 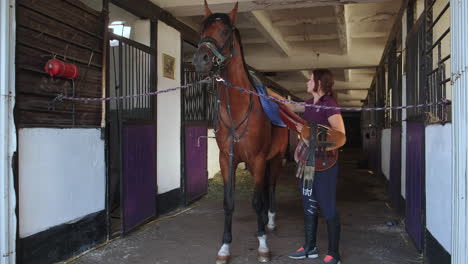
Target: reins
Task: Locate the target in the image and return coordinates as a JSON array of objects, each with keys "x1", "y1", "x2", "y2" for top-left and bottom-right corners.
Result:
[{"x1": 198, "y1": 21, "x2": 254, "y2": 143}]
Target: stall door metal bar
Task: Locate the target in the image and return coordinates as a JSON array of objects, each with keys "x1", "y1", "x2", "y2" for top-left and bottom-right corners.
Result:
[
  {"x1": 181, "y1": 63, "x2": 216, "y2": 204},
  {"x1": 425, "y1": 0, "x2": 451, "y2": 121},
  {"x1": 111, "y1": 33, "x2": 157, "y2": 234}
]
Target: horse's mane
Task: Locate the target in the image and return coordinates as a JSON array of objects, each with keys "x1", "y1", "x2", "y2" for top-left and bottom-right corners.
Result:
[{"x1": 201, "y1": 13, "x2": 256, "y2": 89}]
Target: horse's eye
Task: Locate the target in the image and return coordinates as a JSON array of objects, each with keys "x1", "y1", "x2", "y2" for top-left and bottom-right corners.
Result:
[{"x1": 221, "y1": 29, "x2": 230, "y2": 37}]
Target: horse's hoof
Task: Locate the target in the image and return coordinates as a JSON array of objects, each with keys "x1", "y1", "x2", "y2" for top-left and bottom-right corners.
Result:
[
  {"x1": 216, "y1": 255, "x2": 230, "y2": 264},
  {"x1": 258, "y1": 251, "x2": 270, "y2": 263},
  {"x1": 267, "y1": 224, "x2": 276, "y2": 232}
]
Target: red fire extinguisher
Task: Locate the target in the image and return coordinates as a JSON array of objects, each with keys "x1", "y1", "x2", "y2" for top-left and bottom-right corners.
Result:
[{"x1": 44, "y1": 59, "x2": 80, "y2": 80}]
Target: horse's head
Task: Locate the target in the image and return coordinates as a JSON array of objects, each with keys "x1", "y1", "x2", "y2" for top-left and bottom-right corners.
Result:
[{"x1": 192, "y1": 0, "x2": 238, "y2": 73}]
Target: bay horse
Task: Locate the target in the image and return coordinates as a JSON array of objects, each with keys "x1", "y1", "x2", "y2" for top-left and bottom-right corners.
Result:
[{"x1": 192, "y1": 1, "x2": 288, "y2": 263}]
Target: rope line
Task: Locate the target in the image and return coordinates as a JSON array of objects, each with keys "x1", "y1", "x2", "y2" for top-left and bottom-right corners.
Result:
[{"x1": 51, "y1": 76, "x2": 451, "y2": 112}]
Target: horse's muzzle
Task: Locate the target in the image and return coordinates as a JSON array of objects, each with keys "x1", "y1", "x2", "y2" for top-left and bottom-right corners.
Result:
[{"x1": 192, "y1": 49, "x2": 213, "y2": 73}]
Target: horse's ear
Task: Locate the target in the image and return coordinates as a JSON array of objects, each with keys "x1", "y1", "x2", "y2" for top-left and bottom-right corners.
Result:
[
  {"x1": 204, "y1": 0, "x2": 212, "y2": 19},
  {"x1": 228, "y1": 2, "x2": 239, "y2": 24}
]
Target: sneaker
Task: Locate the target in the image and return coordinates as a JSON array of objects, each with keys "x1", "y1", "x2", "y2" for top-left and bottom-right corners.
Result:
[
  {"x1": 288, "y1": 247, "x2": 319, "y2": 259},
  {"x1": 321, "y1": 254, "x2": 341, "y2": 264}
]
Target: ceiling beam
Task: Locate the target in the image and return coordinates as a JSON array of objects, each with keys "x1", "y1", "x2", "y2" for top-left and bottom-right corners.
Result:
[
  {"x1": 247, "y1": 10, "x2": 291, "y2": 57},
  {"x1": 285, "y1": 34, "x2": 338, "y2": 42},
  {"x1": 337, "y1": 93, "x2": 368, "y2": 101},
  {"x1": 283, "y1": 31, "x2": 387, "y2": 42},
  {"x1": 344, "y1": 69, "x2": 351, "y2": 82},
  {"x1": 111, "y1": 0, "x2": 200, "y2": 45},
  {"x1": 271, "y1": 13, "x2": 396, "y2": 27},
  {"x1": 247, "y1": 56, "x2": 380, "y2": 72},
  {"x1": 244, "y1": 44, "x2": 383, "y2": 71},
  {"x1": 242, "y1": 37, "x2": 268, "y2": 44},
  {"x1": 153, "y1": 0, "x2": 396, "y2": 17},
  {"x1": 351, "y1": 32, "x2": 388, "y2": 39},
  {"x1": 272, "y1": 17, "x2": 337, "y2": 27},
  {"x1": 334, "y1": 5, "x2": 348, "y2": 55}
]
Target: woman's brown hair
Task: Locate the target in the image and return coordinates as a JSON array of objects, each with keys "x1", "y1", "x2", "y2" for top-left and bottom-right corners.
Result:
[{"x1": 313, "y1": 69, "x2": 335, "y2": 99}]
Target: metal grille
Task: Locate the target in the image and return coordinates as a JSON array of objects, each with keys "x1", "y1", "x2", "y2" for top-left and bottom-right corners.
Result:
[
  {"x1": 387, "y1": 39, "x2": 402, "y2": 125},
  {"x1": 425, "y1": 0, "x2": 451, "y2": 122},
  {"x1": 376, "y1": 68, "x2": 386, "y2": 128},
  {"x1": 182, "y1": 63, "x2": 217, "y2": 124},
  {"x1": 111, "y1": 34, "x2": 155, "y2": 121},
  {"x1": 406, "y1": 17, "x2": 426, "y2": 119}
]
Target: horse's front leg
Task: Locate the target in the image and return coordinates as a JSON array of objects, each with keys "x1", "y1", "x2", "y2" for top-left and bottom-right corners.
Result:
[
  {"x1": 266, "y1": 154, "x2": 283, "y2": 231},
  {"x1": 250, "y1": 158, "x2": 270, "y2": 263},
  {"x1": 217, "y1": 152, "x2": 238, "y2": 264}
]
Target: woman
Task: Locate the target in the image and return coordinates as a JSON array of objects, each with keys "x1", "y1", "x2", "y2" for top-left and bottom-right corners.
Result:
[{"x1": 287, "y1": 69, "x2": 345, "y2": 264}]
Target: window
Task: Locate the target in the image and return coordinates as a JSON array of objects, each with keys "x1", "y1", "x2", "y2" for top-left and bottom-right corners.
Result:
[{"x1": 109, "y1": 21, "x2": 131, "y2": 46}]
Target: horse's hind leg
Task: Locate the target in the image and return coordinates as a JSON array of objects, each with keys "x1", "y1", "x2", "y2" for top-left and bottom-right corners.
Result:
[
  {"x1": 217, "y1": 153, "x2": 237, "y2": 264},
  {"x1": 250, "y1": 158, "x2": 270, "y2": 263},
  {"x1": 266, "y1": 154, "x2": 282, "y2": 231}
]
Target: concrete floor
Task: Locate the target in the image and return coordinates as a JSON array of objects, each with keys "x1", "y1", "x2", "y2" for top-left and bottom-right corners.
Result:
[{"x1": 72, "y1": 148, "x2": 421, "y2": 264}]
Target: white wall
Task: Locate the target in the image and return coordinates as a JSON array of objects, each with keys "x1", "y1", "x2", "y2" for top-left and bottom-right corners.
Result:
[
  {"x1": 0, "y1": 0, "x2": 17, "y2": 262},
  {"x1": 381, "y1": 128, "x2": 391, "y2": 180},
  {"x1": 108, "y1": 3, "x2": 139, "y2": 29},
  {"x1": 425, "y1": 124, "x2": 452, "y2": 253},
  {"x1": 157, "y1": 21, "x2": 181, "y2": 194},
  {"x1": 18, "y1": 129, "x2": 105, "y2": 238},
  {"x1": 133, "y1": 19, "x2": 151, "y2": 46},
  {"x1": 207, "y1": 129, "x2": 220, "y2": 179}
]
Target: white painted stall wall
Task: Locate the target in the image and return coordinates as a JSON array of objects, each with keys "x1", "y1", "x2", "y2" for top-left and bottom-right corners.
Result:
[
  {"x1": 157, "y1": 21, "x2": 181, "y2": 194},
  {"x1": 109, "y1": 3, "x2": 138, "y2": 27},
  {"x1": 18, "y1": 129, "x2": 105, "y2": 238},
  {"x1": 381, "y1": 128, "x2": 391, "y2": 180},
  {"x1": 207, "y1": 129, "x2": 220, "y2": 179},
  {"x1": 207, "y1": 129, "x2": 245, "y2": 179},
  {"x1": 401, "y1": 10, "x2": 408, "y2": 199},
  {"x1": 0, "y1": 0, "x2": 17, "y2": 262},
  {"x1": 425, "y1": 124, "x2": 452, "y2": 253},
  {"x1": 133, "y1": 19, "x2": 151, "y2": 46},
  {"x1": 451, "y1": 0, "x2": 468, "y2": 262}
]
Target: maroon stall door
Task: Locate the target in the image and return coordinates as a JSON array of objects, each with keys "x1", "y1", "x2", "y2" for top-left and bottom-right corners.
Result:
[
  {"x1": 405, "y1": 122, "x2": 425, "y2": 251},
  {"x1": 185, "y1": 125, "x2": 208, "y2": 204},
  {"x1": 122, "y1": 123, "x2": 157, "y2": 233}
]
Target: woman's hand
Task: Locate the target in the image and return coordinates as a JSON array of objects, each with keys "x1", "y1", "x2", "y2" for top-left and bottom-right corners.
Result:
[{"x1": 295, "y1": 123, "x2": 304, "y2": 133}]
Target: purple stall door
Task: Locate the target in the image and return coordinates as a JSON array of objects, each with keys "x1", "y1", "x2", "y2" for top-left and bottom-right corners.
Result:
[
  {"x1": 405, "y1": 122, "x2": 425, "y2": 251},
  {"x1": 185, "y1": 125, "x2": 208, "y2": 204},
  {"x1": 122, "y1": 123, "x2": 157, "y2": 233},
  {"x1": 389, "y1": 127, "x2": 402, "y2": 209}
]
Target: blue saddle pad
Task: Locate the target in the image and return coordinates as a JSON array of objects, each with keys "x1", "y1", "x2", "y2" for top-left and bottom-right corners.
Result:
[{"x1": 249, "y1": 71, "x2": 286, "y2": 127}]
